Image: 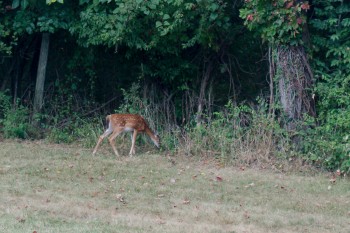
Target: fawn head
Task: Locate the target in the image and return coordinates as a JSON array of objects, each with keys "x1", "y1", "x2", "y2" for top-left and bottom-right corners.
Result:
[{"x1": 153, "y1": 132, "x2": 160, "y2": 148}]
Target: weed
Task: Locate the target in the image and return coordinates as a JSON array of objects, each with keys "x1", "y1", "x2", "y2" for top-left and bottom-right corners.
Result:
[{"x1": 0, "y1": 91, "x2": 30, "y2": 139}]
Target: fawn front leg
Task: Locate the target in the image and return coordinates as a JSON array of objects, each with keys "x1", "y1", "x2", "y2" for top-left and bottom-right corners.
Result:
[
  {"x1": 92, "y1": 128, "x2": 112, "y2": 155},
  {"x1": 108, "y1": 129, "x2": 122, "y2": 157}
]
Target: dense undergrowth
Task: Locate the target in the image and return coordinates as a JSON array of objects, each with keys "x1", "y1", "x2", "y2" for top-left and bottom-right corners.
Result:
[
  {"x1": 1, "y1": 83, "x2": 348, "y2": 174},
  {"x1": 1, "y1": 0, "x2": 349, "y2": 176}
]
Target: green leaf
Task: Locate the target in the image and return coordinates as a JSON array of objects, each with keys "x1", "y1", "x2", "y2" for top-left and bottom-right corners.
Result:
[
  {"x1": 330, "y1": 34, "x2": 339, "y2": 41},
  {"x1": 156, "y1": 21, "x2": 162, "y2": 28},
  {"x1": 341, "y1": 18, "x2": 350, "y2": 27},
  {"x1": 149, "y1": 4, "x2": 157, "y2": 10},
  {"x1": 209, "y1": 3, "x2": 219, "y2": 11},
  {"x1": 47, "y1": 0, "x2": 64, "y2": 3},
  {"x1": 12, "y1": 0, "x2": 20, "y2": 9},
  {"x1": 160, "y1": 29, "x2": 168, "y2": 36},
  {"x1": 209, "y1": 13, "x2": 218, "y2": 22},
  {"x1": 21, "y1": 0, "x2": 28, "y2": 8},
  {"x1": 163, "y1": 14, "x2": 170, "y2": 20}
]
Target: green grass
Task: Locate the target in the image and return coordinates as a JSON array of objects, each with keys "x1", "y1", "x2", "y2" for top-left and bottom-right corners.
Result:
[{"x1": 0, "y1": 140, "x2": 349, "y2": 233}]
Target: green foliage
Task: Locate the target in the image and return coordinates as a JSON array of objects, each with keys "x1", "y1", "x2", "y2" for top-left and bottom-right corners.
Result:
[
  {"x1": 8, "y1": 0, "x2": 75, "y2": 37},
  {"x1": 115, "y1": 83, "x2": 287, "y2": 163},
  {"x1": 0, "y1": 1, "x2": 17, "y2": 54},
  {"x1": 47, "y1": 117, "x2": 100, "y2": 146},
  {"x1": 302, "y1": 115, "x2": 350, "y2": 172},
  {"x1": 304, "y1": 73, "x2": 350, "y2": 172},
  {"x1": 47, "y1": 82, "x2": 98, "y2": 144},
  {"x1": 72, "y1": 0, "x2": 233, "y2": 52},
  {"x1": 239, "y1": 0, "x2": 350, "y2": 172},
  {"x1": 12, "y1": 10, "x2": 37, "y2": 34},
  {"x1": 240, "y1": 0, "x2": 310, "y2": 45},
  {"x1": 114, "y1": 83, "x2": 290, "y2": 164},
  {"x1": 47, "y1": 0, "x2": 64, "y2": 4},
  {"x1": 0, "y1": 28, "x2": 12, "y2": 54},
  {"x1": 181, "y1": 100, "x2": 289, "y2": 164},
  {"x1": 0, "y1": 92, "x2": 30, "y2": 139},
  {"x1": 55, "y1": 48, "x2": 97, "y2": 100},
  {"x1": 41, "y1": 47, "x2": 102, "y2": 145},
  {"x1": 303, "y1": 0, "x2": 350, "y2": 173},
  {"x1": 0, "y1": 91, "x2": 11, "y2": 119},
  {"x1": 11, "y1": 0, "x2": 26, "y2": 9},
  {"x1": 118, "y1": 82, "x2": 145, "y2": 114},
  {"x1": 311, "y1": 0, "x2": 350, "y2": 71},
  {"x1": 12, "y1": 0, "x2": 64, "y2": 9},
  {"x1": 37, "y1": 13, "x2": 69, "y2": 33},
  {"x1": 69, "y1": 0, "x2": 253, "y2": 120},
  {"x1": 0, "y1": 0, "x2": 292, "y2": 170},
  {"x1": 46, "y1": 71, "x2": 100, "y2": 145},
  {"x1": 116, "y1": 82, "x2": 163, "y2": 146}
]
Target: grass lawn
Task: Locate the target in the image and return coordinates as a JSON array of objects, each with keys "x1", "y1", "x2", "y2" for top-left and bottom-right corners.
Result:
[{"x1": 0, "y1": 140, "x2": 349, "y2": 233}]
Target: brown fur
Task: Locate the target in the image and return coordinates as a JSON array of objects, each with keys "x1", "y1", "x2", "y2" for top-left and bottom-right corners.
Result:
[{"x1": 92, "y1": 114, "x2": 160, "y2": 157}]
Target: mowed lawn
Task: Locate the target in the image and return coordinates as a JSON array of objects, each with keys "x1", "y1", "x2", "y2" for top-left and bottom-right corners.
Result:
[{"x1": 0, "y1": 141, "x2": 349, "y2": 233}]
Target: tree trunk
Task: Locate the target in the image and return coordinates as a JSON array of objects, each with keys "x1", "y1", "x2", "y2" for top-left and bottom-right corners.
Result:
[
  {"x1": 196, "y1": 59, "x2": 212, "y2": 126},
  {"x1": 33, "y1": 33, "x2": 50, "y2": 117},
  {"x1": 271, "y1": 45, "x2": 315, "y2": 130}
]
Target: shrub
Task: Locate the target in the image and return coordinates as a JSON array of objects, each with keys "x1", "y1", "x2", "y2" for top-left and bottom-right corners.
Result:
[
  {"x1": 0, "y1": 91, "x2": 30, "y2": 139},
  {"x1": 47, "y1": 116, "x2": 101, "y2": 147},
  {"x1": 301, "y1": 0, "x2": 350, "y2": 173},
  {"x1": 178, "y1": 100, "x2": 291, "y2": 165},
  {"x1": 115, "y1": 83, "x2": 292, "y2": 166}
]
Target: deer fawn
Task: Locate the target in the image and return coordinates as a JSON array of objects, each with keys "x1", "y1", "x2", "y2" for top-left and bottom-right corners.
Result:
[{"x1": 92, "y1": 114, "x2": 160, "y2": 157}]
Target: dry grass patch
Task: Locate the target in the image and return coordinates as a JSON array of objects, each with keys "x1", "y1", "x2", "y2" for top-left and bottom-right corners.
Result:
[{"x1": 0, "y1": 140, "x2": 349, "y2": 233}]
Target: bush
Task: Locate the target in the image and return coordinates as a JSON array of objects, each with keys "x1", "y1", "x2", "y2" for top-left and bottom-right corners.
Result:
[
  {"x1": 47, "y1": 116, "x2": 101, "y2": 147},
  {"x1": 115, "y1": 83, "x2": 292, "y2": 165},
  {"x1": 0, "y1": 91, "x2": 30, "y2": 139},
  {"x1": 302, "y1": 0, "x2": 350, "y2": 173},
  {"x1": 301, "y1": 78, "x2": 350, "y2": 173},
  {"x1": 178, "y1": 100, "x2": 291, "y2": 165}
]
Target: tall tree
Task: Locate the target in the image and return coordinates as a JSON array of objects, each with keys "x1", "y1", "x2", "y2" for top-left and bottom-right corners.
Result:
[
  {"x1": 240, "y1": 0, "x2": 315, "y2": 129},
  {"x1": 33, "y1": 32, "x2": 49, "y2": 115},
  {"x1": 3, "y1": 0, "x2": 72, "y2": 119}
]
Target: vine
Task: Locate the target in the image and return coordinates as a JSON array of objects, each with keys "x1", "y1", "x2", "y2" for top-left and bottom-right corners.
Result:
[{"x1": 240, "y1": 0, "x2": 310, "y2": 45}]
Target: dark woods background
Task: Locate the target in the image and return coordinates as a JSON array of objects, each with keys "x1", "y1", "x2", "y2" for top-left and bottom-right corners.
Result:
[{"x1": 0, "y1": 0, "x2": 350, "y2": 172}]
